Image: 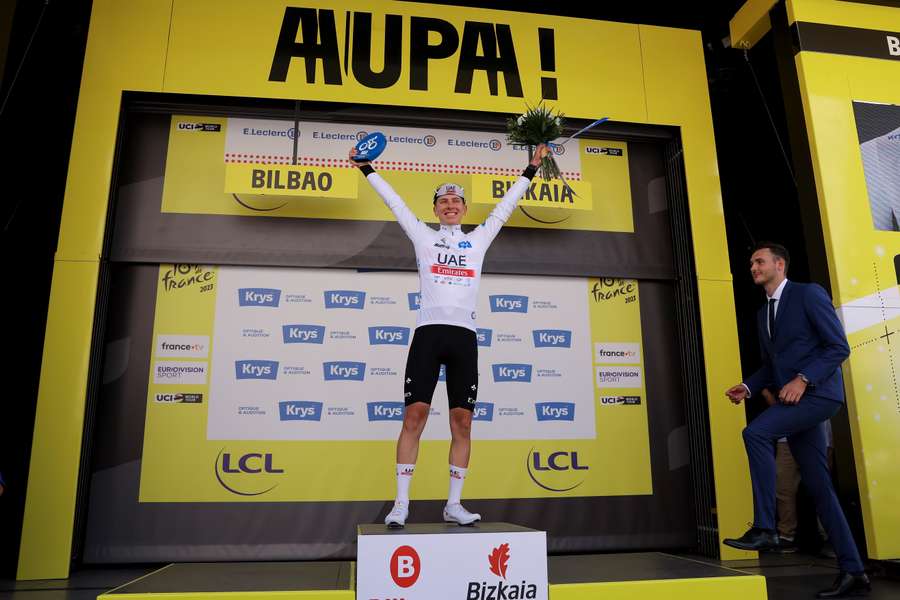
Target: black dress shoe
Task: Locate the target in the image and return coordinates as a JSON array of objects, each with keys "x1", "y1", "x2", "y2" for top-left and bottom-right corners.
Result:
[
  {"x1": 723, "y1": 527, "x2": 779, "y2": 551},
  {"x1": 816, "y1": 572, "x2": 871, "y2": 598}
]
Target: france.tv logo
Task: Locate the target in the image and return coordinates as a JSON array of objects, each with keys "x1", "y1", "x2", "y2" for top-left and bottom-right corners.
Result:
[
  {"x1": 473, "y1": 403, "x2": 494, "y2": 421},
  {"x1": 490, "y1": 294, "x2": 528, "y2": 313},
  {"x1": 282, "y1": 324, "x2": 325, "y2": 344},
  {"x1": 239, "y1": 288, "x2": 281, "y2": 307},
  {"x1": 533, "y1": 329, "x2": 572, "y2": 348},
  {"x1": 279, "y1": 401, "x2": 323, "y2": 421},
  {"x1": 492, "y1": 363, "x2": 533, "y2": 382},
  {"x1": 535, "y1": 402, "x2": 575, "y2": 421},
  {"x1": 368, "y1": 326, "x2": 410, "y2": 345},
  {"x1": 324, "y1": 290, "x2": 365, "y2": 309},
  {"x1": 323, "y1": 361, "x2": 366, "y2": 381},
  {"x1": 235, "y1": 360, "x2": 279, "y2": 380},
  {"x1": 367, "y1": 401, "x2": 404, "y2": 421},
  {"x1": 408, "y1": 292, "x2": 421, "y2": 310},
  {"x1": 476, "y1": 328, "x2": 493, "y2": 347}
]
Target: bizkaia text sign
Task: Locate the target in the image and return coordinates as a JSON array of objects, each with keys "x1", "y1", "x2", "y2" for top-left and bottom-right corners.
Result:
[{"x1": 357, "y1": 526, "x2": 547, "y2": 600}]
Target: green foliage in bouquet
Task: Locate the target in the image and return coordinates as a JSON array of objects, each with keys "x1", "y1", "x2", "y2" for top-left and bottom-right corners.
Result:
[{"x1": 505, "y1": 103, "x2": 565, "y2": 181}]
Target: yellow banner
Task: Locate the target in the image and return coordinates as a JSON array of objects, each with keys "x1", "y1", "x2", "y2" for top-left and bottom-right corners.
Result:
[
  {"x1": 224, "y1": 163, "x2": 358, "y2": 198},
  {"x1": 163, "y1": 0, "x2": 648, "y2": 122},
  {"x1": 138, "y1": 268, "x2": 651, "y2": 502},
  {"x1": 471, "y1": 175, "x2": 592, "y2": 211}
]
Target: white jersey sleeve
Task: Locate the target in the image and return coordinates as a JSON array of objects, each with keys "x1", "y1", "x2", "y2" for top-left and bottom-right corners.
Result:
[
  {"x1": 469, "y1": 175, "x2": 532, "y2": 247},
  {"x1": 364, "y1": 171, "x2": 430, "y2": 240}
]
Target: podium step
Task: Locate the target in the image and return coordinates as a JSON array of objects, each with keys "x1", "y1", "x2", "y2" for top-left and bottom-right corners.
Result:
[{"x1": 96, "y1": 552, "x2": 768, "y2": 600}]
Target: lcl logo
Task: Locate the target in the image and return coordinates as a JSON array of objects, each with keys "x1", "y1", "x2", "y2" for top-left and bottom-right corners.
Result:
[
  {"x1": 214, "y1": 450, "x2": 284, "y2": 496},
  {"x1": 390, "y1": 545, "x2": 421, "y2": 588}
]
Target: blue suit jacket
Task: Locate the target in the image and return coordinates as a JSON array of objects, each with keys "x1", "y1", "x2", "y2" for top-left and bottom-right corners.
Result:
[{"x1": 744, "y1": 281, "x2": 850, "y2": 402}]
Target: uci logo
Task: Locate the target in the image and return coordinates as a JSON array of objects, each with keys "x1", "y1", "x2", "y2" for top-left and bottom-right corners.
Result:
[
  {"x1": 214, "y1": 450, "x2": 283, "y2": 496},
  {"x1": 368, "y1": 326, "x2": 411, "y2": 345},
  {"x1": 473, "y1": 403, "x2": 494, "y2": 421},
  {"x1": 489, "y1": 294, "x2": 528, "y2": 313},
  {"x1": 492, "y1": 363, "x2": 533, "y2": 382},
  {"x1": 324, "y1": 290, "x2": 365, "y2": 309},
  {"x1": 279, "y1": 401, "x2": 323, "y2": 421},
  {"x1": 238, "y1": 288, "x2": 281, "y2": 307},
  {"x1": 526, "y1": 448, "x2": 588, "y2": 492},
  {"x1": 282, "y1": 324, "x2": 325, "y2": 344},
  {"x1": 323, "y1": 361, "x2": 366, "y2": 381},
  {"x1": 535, "y1": 402, "x2": 575, "y2": 421},
  {"x1": 390, "y1": 545, "x2": 421, "y2": 588},
  {"x1": 533, "y1": 329, "x2": 572, "y2": 348},
  {"x1": 235, "y1": 360, "x2": 279, "y2": 380},
  {"x1": 367, "y1": 402, "x2": 404, "y2": 421}
]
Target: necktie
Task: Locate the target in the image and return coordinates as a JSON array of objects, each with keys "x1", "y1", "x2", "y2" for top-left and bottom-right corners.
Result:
[{"x1": 768, "y1": 298, "x2": 776, "y2": 340}]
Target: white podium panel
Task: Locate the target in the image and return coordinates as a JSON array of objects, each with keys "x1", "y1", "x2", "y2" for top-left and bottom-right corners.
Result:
[{"x1": 357, "y1": 523, "x2": 548, "y2": 600}]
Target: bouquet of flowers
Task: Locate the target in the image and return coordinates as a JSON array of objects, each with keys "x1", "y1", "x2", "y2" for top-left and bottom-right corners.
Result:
[{"x1": 506, "y1": 103, "x2": 565, "y2": 181}]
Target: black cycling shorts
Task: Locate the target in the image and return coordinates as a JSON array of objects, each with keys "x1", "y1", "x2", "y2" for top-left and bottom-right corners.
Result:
[{"x1": 403, "y1": 324, "x2": 478, "y2": 411}]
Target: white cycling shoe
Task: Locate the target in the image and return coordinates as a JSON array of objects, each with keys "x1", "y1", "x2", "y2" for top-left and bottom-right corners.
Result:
[
  {"x1": 443, "y1": 502, "x2": 481, "y2": 526},
  {"x1": 385, "y1": 502, "x2": 409, "y2": 528}
]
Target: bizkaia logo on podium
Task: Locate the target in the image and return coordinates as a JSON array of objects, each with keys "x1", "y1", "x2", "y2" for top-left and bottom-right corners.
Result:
[
  {"x1": 389, "y1": 545, "x2": 421, "y2": 588},
  {"x1": 467, "y1": 543, "x2": 538, "y2": 599}
]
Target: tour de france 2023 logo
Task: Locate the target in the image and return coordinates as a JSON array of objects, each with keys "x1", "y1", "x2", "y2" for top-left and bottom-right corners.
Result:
[{"x1": 160, "y1": 264, "x2": 216, "y2": 294}]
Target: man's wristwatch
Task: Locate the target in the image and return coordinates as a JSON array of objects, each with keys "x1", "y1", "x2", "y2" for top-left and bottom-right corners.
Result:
[{"x1": 797, "y1": 373, "x2": 810, "y2": 385}]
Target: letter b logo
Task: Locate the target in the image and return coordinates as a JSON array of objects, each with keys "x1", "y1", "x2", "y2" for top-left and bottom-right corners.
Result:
[{"x1": 390, "y1": 545, "x2": 420, "y2": 588}]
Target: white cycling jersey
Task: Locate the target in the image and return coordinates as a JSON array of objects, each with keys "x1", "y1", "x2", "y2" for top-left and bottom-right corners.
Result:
[{"x1": 365, "y1": 171, "x2": 533, "y2": 331}]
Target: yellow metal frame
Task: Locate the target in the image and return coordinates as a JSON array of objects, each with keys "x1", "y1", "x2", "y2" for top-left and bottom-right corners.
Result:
[
  {"x1": 19, "y1": 0, "x2": 753, "y2": 579},
  {"x1": 783, "y1": 0, "x2": 900, "y2": 560}
]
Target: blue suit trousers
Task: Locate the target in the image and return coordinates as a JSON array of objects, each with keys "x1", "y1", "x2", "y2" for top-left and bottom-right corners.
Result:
[{"x1": 742, "y1": 393, "x2": 863, "y2": 574}]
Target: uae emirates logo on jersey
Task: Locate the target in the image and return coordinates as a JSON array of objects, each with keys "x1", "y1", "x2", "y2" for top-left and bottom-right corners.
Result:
[{"x1": 467, "y1": 543, "x2": 537, "y2": 599}]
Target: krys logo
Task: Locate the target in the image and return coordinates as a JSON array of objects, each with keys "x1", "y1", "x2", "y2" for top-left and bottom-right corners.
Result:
[
  {"x1": 282, "y1": 324, "x2": 325, "y2": 344},
  {"x1": 473, "y1": 403, "x2": 494, "y2": 421},
  {"x1": 490, "y1": 294, "x2": 528, "y2": 313},
  {"x1": 408, "y1": 292, "x2": 421, "y2": 310},
  {"x1": 239, "y1": 288, "x2": 281, "y2": 307},
  {"x1": 533, "y1": 329, "x2": 572, "y2": 348},
  {"x1": 526, "y1": 448, "x2": 588, "y2": 492},
  {"x1": 279, "y1": 401, "x2": 323, "y2": 421},
  {"x1": 161, "y1": 264, "x2": 215, "y2": 292},
  {"x1": 492, "y1": 363, "x2": 532, "y2": 382},
  {"x1": 468, "y1": 543, "x2": 539, "y2": 599},
  {"x1": 324, "y1": 289, "x2": 365, "y2": 308},
  {"x1": 323, "y1": 361, "x2": 366, "y2": 381},
  {"x1": 476, "y1": 328, "x2": 493, "y2": 347},
  {"x1": 214, "y1": 450, "x2": 284, "y2": 496},
  {"x1": 368, "y1": 326, "x2": 410, "y2": 345},
  {"x1": 367, "y1": 401, "x2": 404, "y2": 421},
  {"x1": 235, "y1": 360, "x2": 279, "y2": 380},
  {"x1": 535, "y1": 401, "x2": 575, "y2": 421}
]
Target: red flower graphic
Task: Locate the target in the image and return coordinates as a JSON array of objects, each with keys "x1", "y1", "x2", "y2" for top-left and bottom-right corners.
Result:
[{"x1": 488, "y1": 543, "x2": 510, "y2": 579}]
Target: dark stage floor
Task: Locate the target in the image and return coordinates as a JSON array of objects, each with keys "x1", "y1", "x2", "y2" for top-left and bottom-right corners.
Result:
[{"x1": 1, "y1": 551, "x2": 897, "y2": 600}]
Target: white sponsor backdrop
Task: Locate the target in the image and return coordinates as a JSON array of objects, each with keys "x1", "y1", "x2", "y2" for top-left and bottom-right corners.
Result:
[
  {"x1": 206, "y1": 266, "x2": 595, "y2": 441},
  {"x1": 224, "y1": 117, "x2": 583, "y2": 178},
  {"x1": 357, "y1": 529, "x2": 547, "y2": 600}
]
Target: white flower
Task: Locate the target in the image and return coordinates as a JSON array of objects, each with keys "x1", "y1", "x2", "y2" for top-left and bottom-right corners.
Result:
[
  {"x1": 554, "y1": 117, "x2": 561, "y2": 125},
  {"x1": 517, "y1": 115, "x2": 525, "y2": 126}
]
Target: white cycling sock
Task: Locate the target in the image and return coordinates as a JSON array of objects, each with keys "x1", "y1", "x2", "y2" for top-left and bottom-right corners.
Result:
[
  {"x1": 396, "y1": 463, "x2": 415, "y2": 503},
  {"x1": 448, "y1": 464, "x2": 467, "y2": 505}
]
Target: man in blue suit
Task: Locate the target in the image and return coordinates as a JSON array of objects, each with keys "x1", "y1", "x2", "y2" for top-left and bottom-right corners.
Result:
[{"x1": 724, "y1": 242, "x2": 869, "y2": 598}]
